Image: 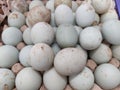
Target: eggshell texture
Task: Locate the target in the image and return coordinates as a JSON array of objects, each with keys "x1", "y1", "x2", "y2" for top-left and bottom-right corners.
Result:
[
  {"x1": 29, "y1": 0, "x2": 44, "y2": 10},
  {"x1": 8, "y1": 11, "x2": 25, "y2": 28},
  {"x1": 101, "y1": 9, "x2": 118, "y2": 23},
  {"x1": 89, "y1": 44, "x2": 112, "y2": 64},
  {"x1": 54, "y1": 0, "x2": 72, "y2": 8},
  {"x1": 2, "y1": 27, "x2": 22, "y2": 46},
  {"x1": 23, "y1": 28, "x2": 33, "y2": 45},
  {"x1": 0, "y1": 69, "x2": 15, "y2": 90},
  {"x1": 74, "y1": 26, "x2": 83, "y2": 35},
  {"x1": 30, "y1": 43, "x2": 54, "y2": 71},
  {"x1": 43, "y1": 68, "x2": 67, "y2": 90},
  {"x1": 55, "y1": 4, "x2": 74, "y2": 26},
  {"x1": 69, "y1": 67, "x2": 94, "y2": 90},
  {"x1": 92, "y1": 0, "x2": 111, "y2": 14},
  {"x1": 11, "y1": 0, "x2": 28, "y2": 13},
  {"x1": 31, "y1": 22, "x2": 54, "y2": 45},
  {"x1": 46, "y1": 0, "x2": 54, "y2": 13},
  {"x1": 0, "y1": 45, "x2": 19, "y2": 68},
  {"x1": 112, "y1": 45, "x2": 120, "y2": 61},
  {"x1": 94, "y1": 64, "x2": 120, "y2": 90},
  {"x1": 54, "y1": 48, "x2": 87, "y2": 76},
  {"x1": 76, "y1": 2, "x2": 95, "y2": 27},
  {"x1": 102, "y1": 20, "x2": 120, "y2": 45},
  {"x1": 56, "y1": 24, "x2": 78, "y2": 48},
  {"x1": 19, "y1": 45, "x2": 33, "y2": 67},
  {"x1": 80, "y1": 27, "x2": 102, "y2": 50},
  {"x1": 93, "y1": 13, "x2": 100, "y2": 25},
  {"x1": 27, "y1": 6, "x2": 51, "y2": 27},
  {"x1": 16, "y1": 67, "x2": 42, "y2": 90}
]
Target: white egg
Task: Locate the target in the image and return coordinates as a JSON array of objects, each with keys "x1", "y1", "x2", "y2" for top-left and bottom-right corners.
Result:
[
  {"x1": 89, "y1": 44, "x2": 112, "y2": 64},
  {"x1": 8, "y1": 11, "x2": 25, "y2": 28},
  {"x1": 16, "y1": 67, "x2": 42, "y2": 90},
  {"x1": 54, "y1": 48, "x2": 87, "y2": 76},
  {"x1": 76, "y1": 2, "x2": 95, "y2": 27},
  {"x1": 2, "y1": 27, "x2": 22, "y2": 46},
  {"x1": 31, "y1": 22, "x2": 55, "y2": 45},
  {"x1": 19, "y1": 45, "x2": 33, "y2": 67},
  {"x1": 30, "y1": 43, "x2": 54, "y2": 71},
  {"x1": 92, "y1": 0, "x2": 111, "y2": 14},
  {"x1": 55, "y1": 4, "x2": 74, "y2": 26},
  {"x1": 0, "y1": 69, "x2": 15, "y2": 90},
  {"x1": 56, "y1": 24, "x2": 78, "y2": 48},
  {"x1": 69, "y1": 67, "x2": 94, "y2": 90},
  {"x1": 80, "y1": 27, "x2": 102, "y2": 50},
  {"x1": 111, "y1": 45, "x2": 120, "y2": 61},
  {"x1": 0, "y1": 45, "x2": 19, "y2": 68},
  {"x1": 43, "y1": 68, "x2": 67, "y2": 90},
  {"x1": 102, "y1": 20, "x2": 120, "y2": 45},
  {"x1": 23, "y1": 28, "x2": 33, "y2": 45},
  {"x1": 94, "y1": 64, "x2": 120, "y2": 90}
]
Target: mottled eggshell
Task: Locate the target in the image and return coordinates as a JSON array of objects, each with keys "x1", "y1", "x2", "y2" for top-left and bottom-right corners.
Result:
[
  {"x1": 0, "y1": 69, "x2": 15, "y2": 90},
  {"x1": 80, "y1": 27, "x2": 102, "y2": 50},
  {"x1": 19, "y1": 45, "x2": 33, "y2": 67},
  {"x1": 23, "y1": 28, "x2": 33, "y2": 45},
  {"x1": 89, "y1": 44, "x2": 112, "y2": 64},
  {"x1": 31, "y1": 22, "x2": 54, "y2": 45},
  {"x1": 56, "y1": 24, "x2": 78, "y2": 48},
  {"x1": 72, "y1": 1, "x2": 78, "y2": 12},
  {"x1": 51, "y1": 43, "x2": 61, "y2": 55},
  {"x1": 29, "y1": 0, "x2": 44, "y2": 10},
  {"x1": 8, "y1": 11, "x2": 25, "y2": 28},
  {"x1": 43, "y1": 68, "x2": 67, "y2": 90},
  {"x1": 16, "y1": 67, "x2": 42, "y2": 90},
  {"x1": 92, "y1": 0, "x2": 111, "y2": 14},
  {"x1": 54, "y1": 48, "x2": 87, "y2": 76},
  {"x1": 69, "y1": 67, "x2": 94, "y2": 90},
  {"x1": 94, "y1": 64, "x2": 120, "y2": 90},
  {"x1": 76, "y1": 2, "x2": 95, "y2": 27},
  {"x1": 2, "y1": 27, "x2": 22, "y2": 46},
  {"x1": 46, "y1": 0, "x2": 54, "y2": 13},
  {"x1": 30, "y1": 43, "x2": 54, "y2": 71},
  {"x1": 101, "y1": 9, "x2": 119, "y2": 23},
  {"x1": 27, "y1": 6, "x2": 51, "y2": 27},
  {"x1": 54, "y1": 0, "x2": 72, "y2": 8},
  {"x1": 11, "y1": 0, "x2": 28, "y2": 13},
  {"x1": 0, "y1": 45, "x2": 19, "y2": 68},
  {"x1": 55, "y1": 4, "x2": 74, "y2": 26},
  {"x1": 111, "y1": 45, "x2": 120, "y2": 61},
  {"x1": 102, "y1": 20, "x2": 120, "y2": 45}
]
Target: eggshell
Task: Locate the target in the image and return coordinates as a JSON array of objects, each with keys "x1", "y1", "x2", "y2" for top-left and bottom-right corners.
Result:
[
  {"x1": 30, "y1": 43, "x2": 54, "y2": 71},
  {"x1": 80, "y1": 27, "x2": 102, "y2": 50},
  {"x1": 55, "y1": 4, "x2": 74, "y2": 26},
  {"x1": 54, "y1": 48, "x2": 87, "y2": 76},
  {"x1": 0, "y1": 69, "x2": 15, "y2": 90},
  {"x1": 8, "y1": 11, "x2": 25, "y2": 28},
  {"x1": 69, "y1": 67, "x2": 94, "y2": 90},
  {"x1": 94, "y1": 64, "x2": 120, "y2": 90},
  {"x1": 46, "y1": 0, "x2": 54, "y2": 13},
  {"x1": 89, "y1": 44, "x2": 112, "y2": 64},
  {"x1": 2, "y1": 27, "x2": 23, "y2": 46},
  {"x1": 102, "y1": 20, "x2": 120, "y2": 45},
  {"x1": 0, "y1": 45, "x2": 19, "y2": 68},
  {"x1": 112, "y1": 45, "x2": 120, "y2": 61},
  {"x1": 15, "y1": 67, "x2": 42, "y2": 90},
  {"x1": 56, "y1": 24, "x2": 78, "y2": 48},
  {"x1": 43, "y1": 68, "x2": 67, "y2": 90},
  {"x1": 31, "y1": 22, "x2": 54, "y2": 45},
  {"x1": 19, "y1": 45, "x2": 33, "y2": 67}
]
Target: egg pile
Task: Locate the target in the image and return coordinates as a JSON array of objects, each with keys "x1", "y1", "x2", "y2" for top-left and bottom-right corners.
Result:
[{"x1": 0, "y1": 0, "x2": 120, "y2": 90}]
